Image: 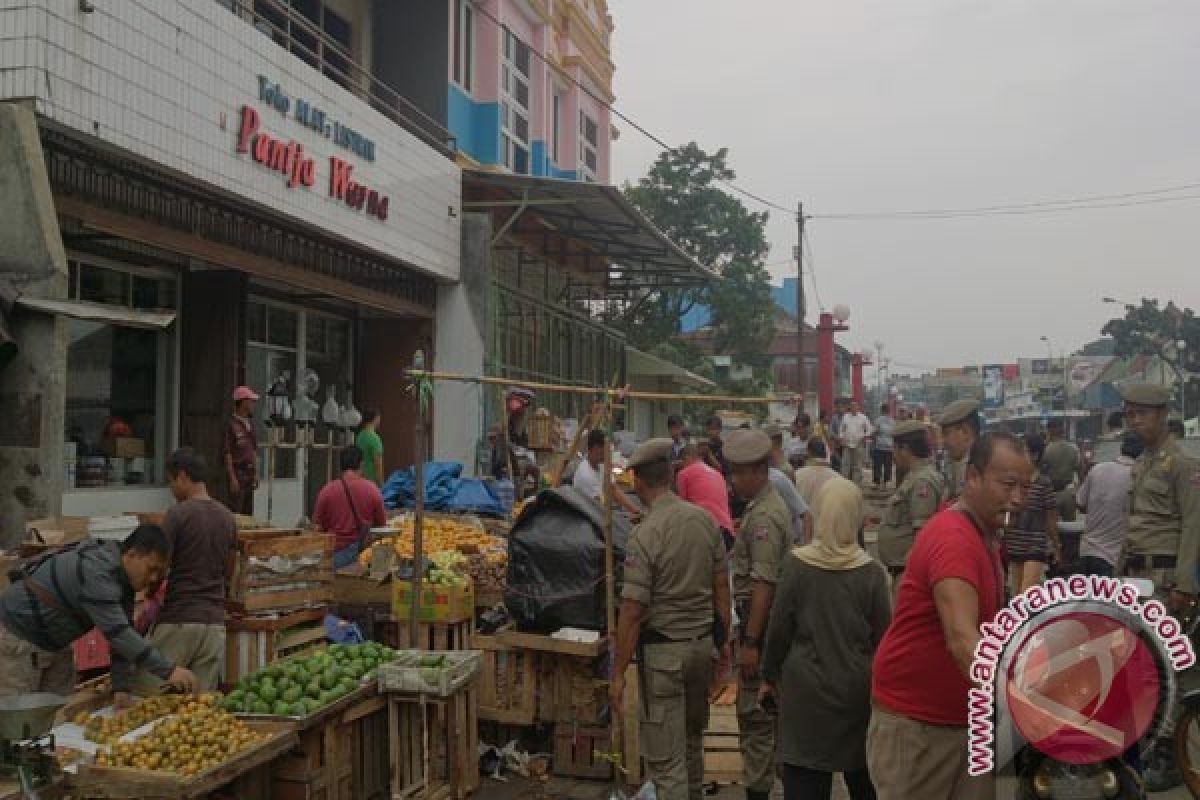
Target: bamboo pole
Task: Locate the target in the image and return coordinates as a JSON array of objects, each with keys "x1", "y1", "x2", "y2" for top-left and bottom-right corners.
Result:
[
  {"x1": 600, "y1": 393, "x2": 623, "y2": 783},
  {"x1": 406, "y1": 369, "x2": 783, "y2": 406}
]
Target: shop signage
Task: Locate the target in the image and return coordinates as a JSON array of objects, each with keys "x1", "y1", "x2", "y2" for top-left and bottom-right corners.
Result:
[
  {"x1": 236, "y1": 105, "x2": 389, "y2": 222},
  {"x1": 258, "y1": 76, "x2": 376, "y2": 162}
]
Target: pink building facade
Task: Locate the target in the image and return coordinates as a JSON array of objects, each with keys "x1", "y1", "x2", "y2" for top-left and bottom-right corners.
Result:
[{"x1": 448, "y1": 0, "x2": 615, "y2": 183}]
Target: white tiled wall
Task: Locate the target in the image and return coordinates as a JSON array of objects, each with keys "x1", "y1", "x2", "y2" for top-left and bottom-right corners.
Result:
[{"x1": 0, "y1": 0, "x2": 461, "y2": 283}]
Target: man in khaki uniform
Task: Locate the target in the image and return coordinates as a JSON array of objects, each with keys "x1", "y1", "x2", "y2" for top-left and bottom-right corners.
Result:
[
  {"x1": 1120, "y1": 383, "x2": 1200, "y2": 791},
  {"x1": 611, "y1": 439, "x2": 731, "y2": 800},
  {"x1": 877, "y1": 420, "x2": 946, "y2": 591},
  {"x1": 727, "y1": 429, "x2": 792, "y2": 800},
  {"x1": 936, "y1": 399, "x2": 981, "y2": 503},
  {"x1": 1042, "y1": 419, "x2": 1082, "y2": 521}
]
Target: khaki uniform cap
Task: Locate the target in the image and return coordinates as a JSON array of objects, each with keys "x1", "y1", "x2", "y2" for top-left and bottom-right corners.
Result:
[
  {"x1": 936, "y1": 398, "x2": 980, "y2": 427},
  {"x1": 628, "y1": 437, "x2": 674, "y2": 469},
  {"x1": 893, "y1": 420, "x2": 928, "y2": 438},
  {"x1": 724, "y1": 429, "x2": 772, "y2": 464},
  {"x1": 1121, "y1": 383, "x2": 1171, "y2": 407}
]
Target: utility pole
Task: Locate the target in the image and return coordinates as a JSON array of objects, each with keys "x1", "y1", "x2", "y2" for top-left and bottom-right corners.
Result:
[{"x1": 795, "y1": 202, "x2": 806, "y2": 415}]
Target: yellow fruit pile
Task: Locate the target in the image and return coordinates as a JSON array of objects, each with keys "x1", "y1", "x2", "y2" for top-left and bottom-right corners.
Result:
[
  {"x1": 79, "y1": 695, "x2": 193, "y2": 745},
  {"x1": 357, "y1": 517, "x2": 502, "y2": 565},
  {"x1": 93, "y1": 696, "x2": 265, "y2": 776}
]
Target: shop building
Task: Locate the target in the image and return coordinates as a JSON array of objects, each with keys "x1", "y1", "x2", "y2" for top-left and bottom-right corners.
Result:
[{"x1": 0, "y1": 0, "x2": 462, "y2": 541}]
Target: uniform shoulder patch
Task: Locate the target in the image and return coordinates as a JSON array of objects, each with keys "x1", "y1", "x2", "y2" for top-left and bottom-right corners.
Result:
[
  {"x1": 753, "y1": 525, "x2": 770, "y2": 542},
  {"x1": 1191, "y1": 470, "x2": 1200, "y2": 489},
  {"x1": 917, "y1": 484, "x2": 931, "y2": 499}
]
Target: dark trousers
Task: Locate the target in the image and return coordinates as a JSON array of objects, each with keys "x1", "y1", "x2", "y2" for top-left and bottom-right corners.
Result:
[
  {"x1": 783, "y1": 764, "x2": 876, "y2": 800},
  {"x1": 871, "y1": 449, "x2": 893, "y2": 487},
  {"x1": 1080, "y1": 555, "x2": 1115, "y2": 577}
]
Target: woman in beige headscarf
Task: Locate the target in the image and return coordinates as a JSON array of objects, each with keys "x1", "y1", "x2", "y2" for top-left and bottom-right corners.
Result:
[{"x1": 760, "y1": 477, "x2": 892, "y2": 800}]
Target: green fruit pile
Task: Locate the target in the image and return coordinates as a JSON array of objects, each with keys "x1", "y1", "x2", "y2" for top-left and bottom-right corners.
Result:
[{"x1": 219, "y1": 642, "x2": 395, "y2": 717}]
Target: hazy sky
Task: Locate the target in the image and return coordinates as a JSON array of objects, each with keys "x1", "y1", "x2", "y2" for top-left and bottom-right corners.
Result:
[{"x1": 608, "y1": 0, "x2": 1200, "y2": 374}]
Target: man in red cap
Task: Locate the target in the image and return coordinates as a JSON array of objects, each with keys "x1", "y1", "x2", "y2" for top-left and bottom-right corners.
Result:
[{"x1": 222, "y1": 386, "x2": 259, "y2": 516}]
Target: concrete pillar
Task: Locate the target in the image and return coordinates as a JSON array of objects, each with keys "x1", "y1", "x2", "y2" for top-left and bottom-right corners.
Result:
[
  {"x1": 852, "y1": 354, "x2": 866, "y2": 407},
  {"x1": 432, "y1": 212, "x2": 491, "y2": 475},
  {"x1": 817, "y1": 312, "x2": 835, "y2": 415},
  {"x1": 0, "y1": 102, "x2": 68, "y2": 547}
]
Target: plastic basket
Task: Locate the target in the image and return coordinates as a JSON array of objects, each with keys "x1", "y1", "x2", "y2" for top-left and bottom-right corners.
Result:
[{"x1": 376, "y1": 649, "x2": 482, "y2": 697}]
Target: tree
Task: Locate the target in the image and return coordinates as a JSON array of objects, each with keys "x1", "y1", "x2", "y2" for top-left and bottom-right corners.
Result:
[
  {"x1": 1101, "y1": 299, "x2": 1200, "y2": 372},
  {"x1": 1074, "y1": 337, "x2": 1117, "y2": 357},
  {"x1": 610, "y1": 143, "x2": 776, "y2": 371}
]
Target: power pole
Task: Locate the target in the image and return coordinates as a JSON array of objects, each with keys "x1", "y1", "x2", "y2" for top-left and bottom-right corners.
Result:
[{"x1": 795, "y1": 202, "x2": 806, "y2": 415}]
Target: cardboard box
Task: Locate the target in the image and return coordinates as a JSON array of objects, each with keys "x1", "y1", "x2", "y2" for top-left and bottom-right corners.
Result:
[
  {"x1": 101, "y1": 436, "x2": 145, "y2": 459},
  {"x1": 392, "y1": 579, "x2": 474, "y2": 623},
  {"x1": 25, "y1": 516, "x2": 89, "y2": 547}
]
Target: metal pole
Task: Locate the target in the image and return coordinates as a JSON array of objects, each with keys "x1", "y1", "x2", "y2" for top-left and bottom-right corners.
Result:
[{"x1": 795, "y1": 203, "x2": 806, "y2": 412}]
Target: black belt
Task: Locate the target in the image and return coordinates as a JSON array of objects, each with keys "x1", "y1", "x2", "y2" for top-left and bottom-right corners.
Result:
[
  {"x1": 886, "y1": 565, "x2": 905, "y2": 577},
  {"x1": 1052, "y1": 480, "x2": 1071, "y2": 492},
  {"x1": 1125, "y1": 554, "x2": 1176, "y2": 570}
]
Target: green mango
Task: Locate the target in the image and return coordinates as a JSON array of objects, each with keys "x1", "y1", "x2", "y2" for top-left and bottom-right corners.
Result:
[
  {"x1": 282, "y1": 686, "x2": 302, "y2": 704},
  {"x1": 252, "y1": 700, "x2": 270, "y2": 714},
  {"x1": 303, "y1": 697, "x2": 321, "y2": 714},
  {"x1": 272, "y1": 700, "x2": 291, "y2": 715},
  {"x1": 306, "y1": 678, "x2": 322, "y2": 697},
  {"x1": 321, "y1": 668, "x2": 338, "y2": 690},
  {"x1": 259, "y1": 684, "x2": 279, "y2": 703},
  {"x1": 348, "y1": 659, "x2": 365, "y2": 677},
  {"x1": 290, "y1": 701, "x2": 308, "y2": 717}
]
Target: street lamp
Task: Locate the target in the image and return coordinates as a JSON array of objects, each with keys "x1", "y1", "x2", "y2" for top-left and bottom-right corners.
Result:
[
  {"x1": 1102, "y1": 296, "x2": 1138, "y2": 309},
  {"x1": 1039, "y1": 335, "x2": 1053, "y2": 361}
]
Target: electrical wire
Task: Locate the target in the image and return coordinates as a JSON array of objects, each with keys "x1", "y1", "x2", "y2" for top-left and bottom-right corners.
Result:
[
  {"x1": 811, "y1": 184, "x2": 1200, "y2": 221},
  {"x1": 802, "y1": 228, "x2": 825, "y2": 312}
]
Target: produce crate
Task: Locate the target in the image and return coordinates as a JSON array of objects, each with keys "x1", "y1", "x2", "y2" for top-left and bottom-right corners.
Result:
[
  {"x1": 224, "y1": 608, "x2": 328, "y2": 690},
  {"x1": 388, "y1": 685, "x2": 480, "y2": 800},
  {"x1": 548, "y1": 654, "x2": 607, "y2": 725},
  {"x1": 271, "y1": 692, "x2": 390, "y2": 800},
  {"x1": 228, "y1": 530, "x2": 335, "y2": 614},
  {"x1": 471, "y1": 631, "x2": 538, "y2": 725},
  {"x1": 390, "y1": 618, "x2": 475, "y2": 651},
  {"x1": 391, "y1": 579, "x2": 474, "y2": 624},
  {"x1": 377, "y1": 650, "x2": 481, "y2": 697},
  {"x1": 334, "y1": 567, "x2": 393, "y2": 605},
  {"x1": 70, "y1": 720, "x2": 297, "y2": 799},
  {"x1": 552, "y1": 722, "x2": 613, "y2": 780}
]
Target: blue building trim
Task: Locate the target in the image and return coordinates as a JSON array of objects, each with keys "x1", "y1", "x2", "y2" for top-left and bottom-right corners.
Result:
[
  {"x1": 447, "y1": 85, "x2": 500, "y2": 166},
  {"x1": 531, "y1": 140, "x2": 576, "y2": 179}
]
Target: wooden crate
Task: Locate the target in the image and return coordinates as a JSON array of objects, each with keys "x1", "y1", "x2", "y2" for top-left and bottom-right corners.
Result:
[
  {"x1": 271, "y1": 693, "x2": 390, "y2": 800},
  {"x1": 224, "y1": 607, "x2": 328, "y2": 689},
  {"x1": 334, "y1": 567, "x2": 393, "y2": 606},
  {"x1": 547, "y1": 654, "x2": 606, "y2": 725},
  {"x1": 471, "y1": 631, "x2": 538, "y2": 725},
  {"x1": 71, "y1": 720, "x2": 297, "y2": 799},
  {"x1": 388, "y1": 685, "x2": 480, "y2": 800},
  {"x1": 228, "y1": 531, "x2": 334, "y2": 614},
  {"x1": 552, "y1": 723, "x2": 612, "y2": 780},
  {"x1": 388, "y1": 618, "x2": 475, "y2": 651}
]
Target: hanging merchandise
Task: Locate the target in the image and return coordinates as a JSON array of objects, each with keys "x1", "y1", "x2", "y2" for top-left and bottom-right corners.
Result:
[
  {"x1": 321, "y1": 384, "x2": 340, "y2": 426},
  {"x1": 342, "y1": 387, "x2": 362, "y2": 429}
]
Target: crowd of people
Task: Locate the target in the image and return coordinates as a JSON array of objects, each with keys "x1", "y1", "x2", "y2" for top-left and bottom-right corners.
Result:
[{"x1": 609, "y1": 382, "x2": 1200, "y2": 800}]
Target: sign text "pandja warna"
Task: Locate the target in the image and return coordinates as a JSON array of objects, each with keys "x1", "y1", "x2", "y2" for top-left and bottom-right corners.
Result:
[{"x1": 235, "y1": 98, "x2": 389, "y2": 220}]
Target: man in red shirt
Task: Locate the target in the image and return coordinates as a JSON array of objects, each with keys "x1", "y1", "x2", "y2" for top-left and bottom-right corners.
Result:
[
  {"x1": 315, "y1": 446, "x2": 387, "y2": 569},
  {"x1": 868, "y1": 432, "x2": 1030, "y2": 799},
  {"x1": 676, "y1": 443, "x2": 735, "y2": 550}
]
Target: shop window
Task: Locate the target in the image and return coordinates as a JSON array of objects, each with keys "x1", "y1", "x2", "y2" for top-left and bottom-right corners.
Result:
[
  {"x1": 502, "y1": 30, "x2": 531, "y2": 175},
  {"x1": 247, "y1": 300, "x2": 354, "y2": 487},
  {"x1": 579, "y1": 111, "x2": 599, "y2": 182},
  {"x1": 452, "y1": 0, "x2": 474, "y2": 92},
  {"x1": 65, "y1": 261, "x2": 175, "y2": 490}
]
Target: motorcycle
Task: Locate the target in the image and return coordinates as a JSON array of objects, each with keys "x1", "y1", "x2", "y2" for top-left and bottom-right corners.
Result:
[{"x1": 1011, "y1": 578, "x2": 1161, "y2": 800}]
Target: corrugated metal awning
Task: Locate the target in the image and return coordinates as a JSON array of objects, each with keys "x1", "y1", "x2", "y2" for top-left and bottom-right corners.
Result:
[
  {"x1": 463, "y1": 170, "x2": 716, "y2": 293},
  {"x1": 16, "y1": 296, "x2": 176, "y2": 329}
]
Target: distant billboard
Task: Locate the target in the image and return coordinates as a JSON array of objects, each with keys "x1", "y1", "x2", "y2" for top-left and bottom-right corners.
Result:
[
  {"x1": 1032, "y1": 359, "x2": 1051, "y2": 375},
  {"x1": 983, "y1": 365, "x2": 1006, "y2": 408}
]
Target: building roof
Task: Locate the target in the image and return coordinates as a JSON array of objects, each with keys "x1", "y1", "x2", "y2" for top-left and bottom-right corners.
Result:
[
  {"x1": 626, "y1": 347, "x2": 715, "y2": 390},
  {"x1": 462, "y1": 171, "x2": 716, "y2": 293}
]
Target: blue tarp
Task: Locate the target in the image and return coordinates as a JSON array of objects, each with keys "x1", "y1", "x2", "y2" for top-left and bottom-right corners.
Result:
[{"x1": 382, "y1": 461, "x2": 508, "y2": 516}]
